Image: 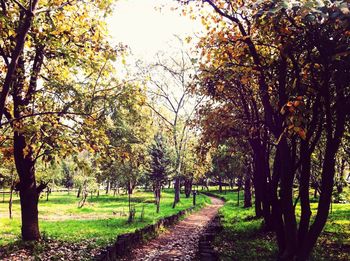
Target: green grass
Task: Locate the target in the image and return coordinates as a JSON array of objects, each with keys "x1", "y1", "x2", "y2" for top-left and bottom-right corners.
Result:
[
  {"x1": 207, "y1": 189, "x2": 350, "y2": 261},
  {"x1": 0, "y1": 189, "x2": 210, "y2": 246}
]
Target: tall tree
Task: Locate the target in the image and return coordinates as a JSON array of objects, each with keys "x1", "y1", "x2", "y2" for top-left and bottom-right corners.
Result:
[
  {"x1": 140, "y1": 46, "x2": 201, "y2": 208},
  {"x1": 181, "y1": 0, "x2": 350, "y2": 259},
  {"x1": 0, "y1": 0, "x2": 118, "y2": 240}
]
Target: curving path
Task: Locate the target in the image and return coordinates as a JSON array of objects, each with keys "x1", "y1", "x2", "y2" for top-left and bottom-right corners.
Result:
[{"x1": 122, "y1": 196, "x2": 224, "y2": 261}]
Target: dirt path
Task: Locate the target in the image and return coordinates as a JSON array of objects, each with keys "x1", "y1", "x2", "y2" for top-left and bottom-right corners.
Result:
[{"x1": 122, "y1": 196, "x2": 224, "y2": 261}]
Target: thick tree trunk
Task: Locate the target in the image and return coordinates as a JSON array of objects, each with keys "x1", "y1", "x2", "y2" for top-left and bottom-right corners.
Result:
[
  {"x1": 218, "y1": 176, "x2": 222, "y2": 193},
  {"x1": 184, "y1": 178, "x2": 192, "y2": 198},
  {"x1": 14, "y1": 129, "x2": 41, "y2": 241},
  {"x1": 278, "y1": 139, "x2": 298, "y2": 260},
  {"x1": 20, "y1": 187, "x2": 40, "y2": 240}
]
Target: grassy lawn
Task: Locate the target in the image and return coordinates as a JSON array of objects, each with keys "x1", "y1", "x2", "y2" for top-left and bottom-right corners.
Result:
[
  {"x1": 0, "y1": 189, "x2": 210, "y2": 247},
  {"x1": 208, "y1": 189, "x2": 350, "y2": 261}
]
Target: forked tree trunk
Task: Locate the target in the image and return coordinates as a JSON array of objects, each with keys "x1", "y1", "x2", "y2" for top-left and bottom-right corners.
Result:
[
  {"x1": 250, "y1": 140, "x2": 272, "y2": 229},
  {"x1": 271, "y1": 149, "x2": 286, "y2": 255},
  {"x1": 298, "y1": 130, "x2": 344, "y2": 260}
]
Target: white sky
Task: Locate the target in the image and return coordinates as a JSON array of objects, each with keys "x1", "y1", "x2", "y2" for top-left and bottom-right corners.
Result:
[{"x1": 108, "y1": 0, "x2": 204, "y2": 61}]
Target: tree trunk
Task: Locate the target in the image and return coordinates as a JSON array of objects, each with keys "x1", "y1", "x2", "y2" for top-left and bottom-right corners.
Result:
[
  {"x1": 298, "y1": 133, "x2": 344, "y2": 260},
  {"x1": 271, "y1": 145, "x2": 286, "y2": 255},
  {"x1": 173, "y1": 177, "x2": 180, "y2": 208},
  {"x1": 155, "y1": 187, "x2": 161, "y2": 213},
  {"x1": 244, "y1": 175, "x2": 252, "y2": 208},
  {"x1": 218, "y1": 176, "x2": 222, "y2": 193},
  {"x1": 297, "y1": 141, "x2": 312, "y2": 253},
  {"x1": 184, "y1": 178, "x2": 192, "y2": 198},
  {"x1": 20, "y1": 187, "x2": 40, "y2": 240},
  {"x1": 46, "y1": 187, "x2": 50, "y2": 201},
  {"x1": 9, "y1": 184, "x2": 14, "y2": 219},
  {"x1": 128, "y1": 184, "x2": 134, "y2": 195},
  {"x1": 106, "y1": 179, "x2": 110, "y2": 194},
  {"x1": 249, "y1": 137, "x2": 273, "y2": 229},
  {"x1": 278, "y1": 139, "x2": 298, "y2": 260},
  {"x1": 14, "y1": 129, "x2": 41, "y2": 241},
  {"x1": 77, "y1": 186, "x2": 81, "y2": 198}
]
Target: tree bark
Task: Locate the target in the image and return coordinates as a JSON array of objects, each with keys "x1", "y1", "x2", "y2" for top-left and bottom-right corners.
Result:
[
  {"x1": 271, "y1": 146, "x2": 286, "y2": 255},
  {"x1": 77, "y1": 186, "x2": 81, "y2": 198},
  {"x1": 106, "y1": 179, "x2": 110, "y2": 194},
  {"x1": 218, "y1": 176, "x2": 222, "y2": 193},
  {"x1": 278, "y1": 138, "x2": 297, "y2": 260},
  {"x1": 0, "y1": 0, "x2": 40, "y2": 122},
  {"x1": 173, "y1": 177, "x2": 180, "y2": 208},
  {"x1": 184, "y1": 178, "x2": 192, "y2": 198},
  {"x1": 14, "y1": 128, "x2": 42, "y2": 240},
  {"x1": 244, "y1": 175, "x2": 252, "y2": 208},
  {"x1": 297, "y1": 141, "x2": 312, "y2": 253}
]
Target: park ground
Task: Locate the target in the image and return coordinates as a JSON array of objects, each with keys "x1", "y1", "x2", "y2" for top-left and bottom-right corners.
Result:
[
  {"x1": 210, "y1": 189, "x2": 350, "y2": 261},
  {"x1": 0, "y1": 188, "x2": 349, "y2": 260},
  {"x1": 0, "y1": 189, "x2": 210, "y2": 260}
]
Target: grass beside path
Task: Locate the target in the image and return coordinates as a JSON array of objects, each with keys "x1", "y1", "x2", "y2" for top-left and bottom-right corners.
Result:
[
  {"x1": 208, "y1": 190, "x2": 350, "y2": 261},
  {"x1": 0, "y1": 189, "x2": 210, "y2": 247}
]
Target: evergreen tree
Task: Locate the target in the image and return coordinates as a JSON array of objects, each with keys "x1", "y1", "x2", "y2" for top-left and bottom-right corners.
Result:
[{"x1": 148, "y1": 133, "x2": 170, "y2": 213}]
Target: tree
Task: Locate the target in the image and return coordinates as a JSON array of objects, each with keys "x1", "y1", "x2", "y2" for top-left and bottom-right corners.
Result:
[
  {"x1": 139, "y1": 45, "x2": 201, "y2": 208},
  {"x1": 148, "y1": 133, "x2": 171, "y2": 213},
  {"x1": 0, "y1": 0, "x2": 118, "y2": 240},
  {"x1": 181, "y1": 0, "x2": 350, "y2": 259}
]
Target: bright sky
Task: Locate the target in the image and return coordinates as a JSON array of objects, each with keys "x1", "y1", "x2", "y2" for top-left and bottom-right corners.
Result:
[{"x1": 108, "y1": 0, "x2": 203, "y2": 61}]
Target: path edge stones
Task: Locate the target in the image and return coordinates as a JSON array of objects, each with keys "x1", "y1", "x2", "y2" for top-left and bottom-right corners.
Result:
[
  {"x1": 197, "y1": 192, "x2": 227, "y2": 261},
  {"x1": 96, "y1": 202, "x2": 205, "y2": 261}
]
